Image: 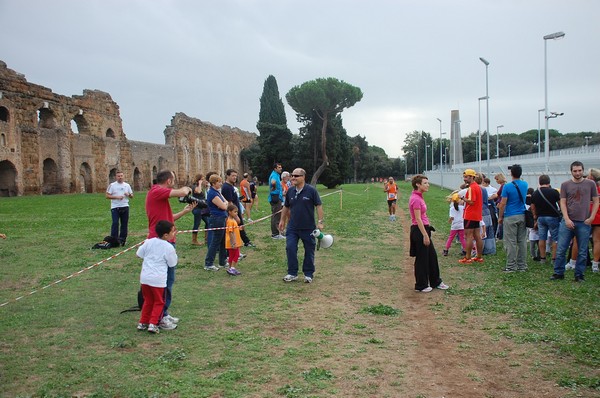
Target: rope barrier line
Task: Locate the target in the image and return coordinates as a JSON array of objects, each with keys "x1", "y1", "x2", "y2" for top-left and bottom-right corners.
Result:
[{"x1": 0, "y1": 189, "x2": 345, "y2": 309}]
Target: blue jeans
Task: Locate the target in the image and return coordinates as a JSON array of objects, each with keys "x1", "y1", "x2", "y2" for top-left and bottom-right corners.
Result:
[
  {"x1": 554, "y1": 220, "x2": 591, "y2": 279},
  {"x1": 192, "y1": 208, "x2": 209, "y2": 234},
  {"x1": 537, "y1": 216, "x2": 560, "y2": 243},
  {"x1": 110, "y1": 207, "x2": 129, "y2": 245},
  {"x1": 285, "y1": 228, "x2": 316, "y2": 278},
  {"x1": 163, "y1": 242, "x2": 176, "y2": 317},
  {"x1": 205, "y1": 215, "x2": 227, "y2": 267}
]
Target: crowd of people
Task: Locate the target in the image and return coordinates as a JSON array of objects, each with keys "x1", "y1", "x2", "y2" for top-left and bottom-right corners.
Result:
[
  {"x1": 100, "y1": 164, "x2": 325, "y2": 334},
  {"x1": 405, "y1": 160, "x2": 599, "y2": 293}
]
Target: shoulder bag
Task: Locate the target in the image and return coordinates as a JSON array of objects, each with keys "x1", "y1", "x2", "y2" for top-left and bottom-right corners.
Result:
[{"x1": 512, "y1": 181, "x2": 535, "y2": 228}]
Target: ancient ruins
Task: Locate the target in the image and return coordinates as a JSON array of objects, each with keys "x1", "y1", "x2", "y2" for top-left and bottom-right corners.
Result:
[{"x1": 0, "y1": 61, "x2": 256, "y2": 196}]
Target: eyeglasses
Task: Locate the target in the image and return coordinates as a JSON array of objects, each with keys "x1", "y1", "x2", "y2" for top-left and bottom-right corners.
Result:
[{"x1": 291, "y1": 174, "x2": 304, "y2": 178}]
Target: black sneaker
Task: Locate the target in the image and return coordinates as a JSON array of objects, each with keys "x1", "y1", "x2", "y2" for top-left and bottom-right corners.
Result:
[
  {"x1": 550, "y1": 273, "x2": 564, "y2": 280},
  {"x1": 532, "y1": 256, "x2": 541, "y2": 262},
  {"x1": 442, "y1": 249, "x2": 449, "y2": 257},
  {"x1": 574, "y1": 276, "x2": 585, "y2": 283}
]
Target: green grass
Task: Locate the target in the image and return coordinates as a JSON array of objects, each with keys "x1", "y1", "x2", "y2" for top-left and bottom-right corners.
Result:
[{"x1": 0, "y1": 182, "x2": 598, "y2": 397}]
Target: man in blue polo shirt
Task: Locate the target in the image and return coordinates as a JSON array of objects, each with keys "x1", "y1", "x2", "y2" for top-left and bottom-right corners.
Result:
[
  {"x1": 498, "y1": 164, "x2": 528, "y2": 272},
  {"x1": 279, "y1": 168, "x2": 324, "y2": 283}
]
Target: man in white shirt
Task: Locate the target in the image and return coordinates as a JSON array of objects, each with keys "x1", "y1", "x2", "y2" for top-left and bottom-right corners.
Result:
[{"x1": 106, "y1": 171, "x2": 134, "y2": 246}]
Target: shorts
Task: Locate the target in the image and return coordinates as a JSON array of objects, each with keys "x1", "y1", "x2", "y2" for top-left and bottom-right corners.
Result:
[
  {"x1": 387, "y1": 199, "x2": 397, "y2": 207},
  {"x1": 464, "y1": 219, "x2": 480, "y2": 229}
]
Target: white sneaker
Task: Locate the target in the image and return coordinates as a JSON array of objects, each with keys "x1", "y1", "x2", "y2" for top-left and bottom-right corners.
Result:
[
  {"x1": 204, "y1": 265, "x2": 220, "y2": 271},
  {"x1": 415, "y1": 286, "x2": 433, "y2": 293},
  {"x1": 592, "y1": 262, "x2": 599, "y2": 273},
  {"x1": 158, "y1": 318, "x2": 177, "y2": 330},
  {"x1": 565, "y1": 262, "x2": 575, "y2": 270},
  {"x1": 436, "y1": 282, "x2": 450, "y2": 290},
  {"x1": 283, "y1": 274, "x2": 298, "y2": 282},
  {"x1": 163, "y1": 314, "x2": 179, "y2": 324},
  {"x1": 239, "y1": 253, "x2": 247, "y2": 260},
  {"x1": 272, "y1": 234, "x2": 286, "y2": 240},
  {"x1": 304, "y1": 276, "x2": 313, "y2": 283}
]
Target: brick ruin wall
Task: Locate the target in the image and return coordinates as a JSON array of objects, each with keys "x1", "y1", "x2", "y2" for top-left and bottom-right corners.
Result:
[{"x1": 0, "y1": 61, "x2": 256, "y2": 196}]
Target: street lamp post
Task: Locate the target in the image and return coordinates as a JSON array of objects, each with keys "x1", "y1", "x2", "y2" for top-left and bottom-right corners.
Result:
[
  {"x1": 425, "y1": 143, "x2": 429, "y2": 172},
  {"x1": 537, "y1": 108, "x2": 545, "y2": 157},
  {"x1": 478, "y1": 96, "x2": 488, "y2": 172},
  {"x1": 437, "y1": 118, "x2": 444, "y2": 189},
  {"x1": 508, "y1": 144, "x2": 511, "y2": 161},
  {"x1": 496, "y1": 125, "x2": 504, "y2": 160},
  {"x1": 416, "y1": 145, "x2": 419, "y2": 174},
  {"x1": 544, "y1": 31, "x2": 565, "y2": 172},
  {"x1": 479, "y1": 57, "x2": 490, "y2": 169},
  {"x1": 585, "y1": 136, "x2": 592, "y2": 150}
]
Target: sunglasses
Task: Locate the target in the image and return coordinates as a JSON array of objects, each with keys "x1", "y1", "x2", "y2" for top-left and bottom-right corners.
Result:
[{"x1": 291, "y1": 174, "x2": 304, "y2": 178}]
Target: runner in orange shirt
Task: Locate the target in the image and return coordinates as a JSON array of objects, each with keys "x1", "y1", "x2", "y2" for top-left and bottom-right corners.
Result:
[{"x1": 384, "y1": 177, "x2": 399, "y2": 221}]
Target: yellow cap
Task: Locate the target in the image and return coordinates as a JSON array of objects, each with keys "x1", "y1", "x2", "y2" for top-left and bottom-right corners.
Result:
[{"x1": 463, "y1": 169, "x2": 477, "y2": 177}]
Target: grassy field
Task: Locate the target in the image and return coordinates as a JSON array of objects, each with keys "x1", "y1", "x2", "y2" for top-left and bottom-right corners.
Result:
[{"x1": 0, "y1": 182, "x2": 598, "y2": 397}]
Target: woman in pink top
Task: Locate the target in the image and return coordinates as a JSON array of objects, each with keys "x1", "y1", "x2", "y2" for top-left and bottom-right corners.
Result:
[{"x1": 408, "y1": 175, "x2": 449, "y2": 293}]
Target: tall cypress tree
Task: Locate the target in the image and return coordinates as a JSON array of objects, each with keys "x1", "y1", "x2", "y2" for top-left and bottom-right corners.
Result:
[{"x1": 256, "y1": 75, "x2": 293, "y2": 178}]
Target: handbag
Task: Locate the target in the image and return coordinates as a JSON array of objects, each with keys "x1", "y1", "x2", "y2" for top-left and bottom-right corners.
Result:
[{"x1": 512, "y1": 182, "x2": 535, "y2": 228}]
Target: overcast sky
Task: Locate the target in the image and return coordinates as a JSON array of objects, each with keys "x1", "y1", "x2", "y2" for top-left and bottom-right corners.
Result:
[{"x1": 1, "y1": 0, "x2": 598, "y2": 158}]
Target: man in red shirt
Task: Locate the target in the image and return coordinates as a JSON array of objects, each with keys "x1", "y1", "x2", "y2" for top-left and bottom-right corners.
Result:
[
  {"x1": 145, "y1": 170, "x2": 195, "y2": 330},
  {"x1": 460, "y1": 169, "x2": 484, "y2": 264}
]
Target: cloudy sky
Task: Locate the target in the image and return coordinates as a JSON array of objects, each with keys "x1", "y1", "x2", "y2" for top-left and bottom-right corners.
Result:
[{"x1": 1, "y1": 0, "x2": 598, "y2": 158}]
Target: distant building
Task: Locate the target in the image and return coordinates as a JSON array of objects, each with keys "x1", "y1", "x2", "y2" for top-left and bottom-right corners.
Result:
[{"x1": 0, "y1": 61, "x2": 256, "y2": 196}]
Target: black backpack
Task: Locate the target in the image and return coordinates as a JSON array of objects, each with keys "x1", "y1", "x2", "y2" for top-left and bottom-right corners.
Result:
[{"x1": 92, "y1": 236, "x2": 120, "y2": 249}]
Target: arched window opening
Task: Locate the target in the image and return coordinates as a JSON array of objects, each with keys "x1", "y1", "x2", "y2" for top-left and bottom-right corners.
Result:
[
  {"x1": 70, "y1": 120, "x2": 79, "y2": 134},
  {"x1": 38, "y1": 107, "x2": 56, "y2": 129},
  {"x1": 1, "y1": 133, "x2": 5, "y2": 146},
  {"x1": 0, "y1": 106, "x2": 9, "y2": 122},
  {"x1": 42, "y1": 158, "x2": 60, "y2": 195},
  {"x1": 0, "y1": 160, "x2": 18, "y2": 196},
  {"x1": 106, "y1": 128, "x2": 115, "y2": 138},
  {"x1": 72, "y1": 114, "x2": 90, "y2": 135}
]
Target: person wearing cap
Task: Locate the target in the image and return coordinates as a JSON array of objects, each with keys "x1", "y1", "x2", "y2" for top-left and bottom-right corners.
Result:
[
  {"x1": 498, "y1": 164, "x2": 529, "y2": 272},
  {"x1": 459, "y1": 169, "x2": 484, "y2": 264},
  {"x1": 384, "y1": 177, "x2": 399, "y2": 221}
]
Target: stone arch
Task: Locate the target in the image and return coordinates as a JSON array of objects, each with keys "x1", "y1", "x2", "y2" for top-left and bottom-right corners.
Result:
[
  {"x1": 0, "y1": 133, "x2": 5, "y2": 146},
  {"x1": 0, "y1": 106, "x2": 8, "y2": 122},
  {"x1": 108, "y1": 168, "x2": 117, "y2": 184},
  {"x1": 0, "y1": 160, "x2": 18, "y2": 197},
  {"x1": 106, "y1": 128, "x2": 115, "y2": 138},
  {"x1": 38, "y1": 106, "x2": 57, "y2": 129},
  {"x1": 79, "y1": 162, "x2": 93, "y2": 193},
  {"x1": 42, "y1": 158, "x2": 60, "y2": 195},
  {"x1": 133, "y1": 167, "x2": 142, "y2": 191},
  {"x1": 72, "y1": 113, "x2": 91, "y2": 135}
]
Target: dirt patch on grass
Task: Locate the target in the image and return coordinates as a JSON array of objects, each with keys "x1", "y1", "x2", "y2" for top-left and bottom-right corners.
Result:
[{"x1": 265, "y1": 206, "x2": 586, "y2": 398}]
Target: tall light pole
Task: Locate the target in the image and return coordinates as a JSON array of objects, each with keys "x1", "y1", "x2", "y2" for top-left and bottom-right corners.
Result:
[
  {"x1": 437, "y1": 118, "x2": 444, "y2": 188},
  {"x1": 415, "y1": 145, "x2": 419, "y2": 174},
  {"x1": 424, "y1": 141, "x2": 429, "y2": 172},
  {"x1": 496, "y1": 125, "x2": 504, "y2": 160},
  {"x1": 508, "y1": 144, "x2": 511, "y2": 161},
  {"x1": 544, "y1": 31, "x2": 565, "y2": 172},
  {"x1": 585, "y1": 136, "x2": 592, "y2": 150},
  {"x1": 480, "y1": 57, "x2": 490, "y2": 169},
  {"x1": 478, "y1": 96, "x2": 488, "y2": 172},
  {"x1": 537, "y1": 108, "x2": 545, "y2": 157}
]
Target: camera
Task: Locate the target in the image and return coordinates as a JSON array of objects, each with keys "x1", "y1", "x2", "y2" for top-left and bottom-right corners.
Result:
[{"x1": 178, "y1": 194, "x2": 207, "y2": 208}]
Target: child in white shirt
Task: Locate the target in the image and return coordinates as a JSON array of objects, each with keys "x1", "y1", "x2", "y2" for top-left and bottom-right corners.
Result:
[
  {"x1": 444, "y1": 193, "x2": 467, "y2": 256},
  {"x1": 136, "y1": 220, "x2": 178, "y2": 334}
]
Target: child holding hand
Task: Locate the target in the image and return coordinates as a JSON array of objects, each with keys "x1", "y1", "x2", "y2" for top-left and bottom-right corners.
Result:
[
  {"x1": 443, "y1": 193, "x2": 466, "y2": 256},
  {"x1": 225, "y1": 204, "x2": 243, "y2": 276},
  {"x1": 136, "y1": 220, "x2": 178, "y2": 334}
]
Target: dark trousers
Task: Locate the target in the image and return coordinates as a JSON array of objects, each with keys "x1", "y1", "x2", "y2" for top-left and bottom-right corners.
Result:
[
  {"x1": 271, "y1": 201, "x2": 282, "y2": 236},
  {"x1": 410, "y1": 225, "x2": 442, "y2": 291},
  {"x1": 238, "y1": 215, "x2": 251, "y2": 244},
  {"x1": 205, "y1": 215, "x2": 227, "y2": 267},
  {"x1": 110, "y1": 206, "x2": 129, "y2": 245},
  {"x1": 285, "y1": 228, "x2": 316, "y2": 277}
]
